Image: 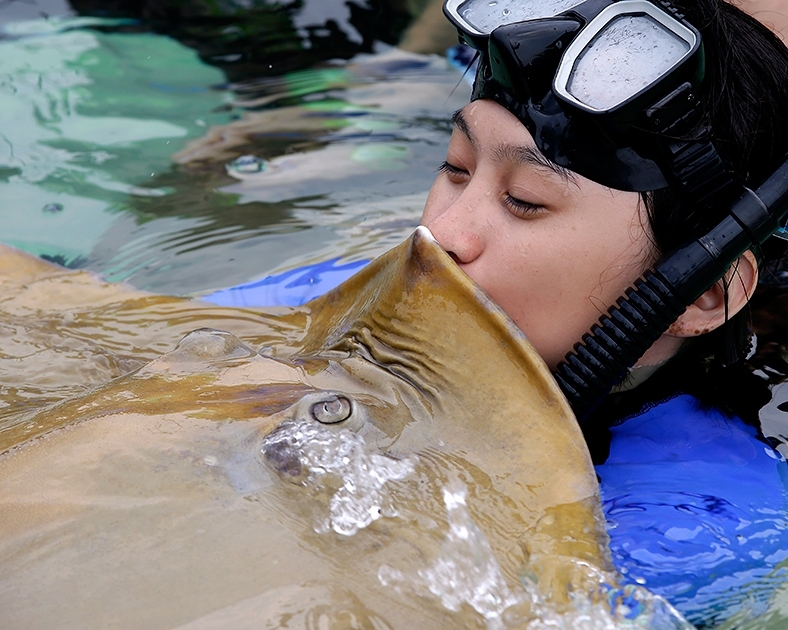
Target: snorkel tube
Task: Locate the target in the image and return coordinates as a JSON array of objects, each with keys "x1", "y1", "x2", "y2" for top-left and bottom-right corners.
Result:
[{"x1": 554, "y1": 157, "x2": 788, "y2": 420}]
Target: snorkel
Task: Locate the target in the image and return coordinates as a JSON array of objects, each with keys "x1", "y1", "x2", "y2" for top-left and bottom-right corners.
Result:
[{"x1": 444, "y1": 0, "x2": 788, "y2": 420}]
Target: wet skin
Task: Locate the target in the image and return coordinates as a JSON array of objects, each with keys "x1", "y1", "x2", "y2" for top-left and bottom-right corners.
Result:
[
  {"x1": 420, "y1": 100, "x2": 657, "y2": 369},
  {"x1": 420, "y1": 100, "x2": 759, "y2": 370}
]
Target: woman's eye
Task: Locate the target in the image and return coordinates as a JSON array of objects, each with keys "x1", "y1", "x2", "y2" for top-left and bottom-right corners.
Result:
[
  {"x1": 504, "y1": 194, "x2": 543, "y2": 218},
  {"x1": 437, "y1": 160, "x2": 468, "y2": 181}
]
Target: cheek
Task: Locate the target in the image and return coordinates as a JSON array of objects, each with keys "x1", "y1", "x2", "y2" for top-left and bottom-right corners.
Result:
[
  {"x1": 592, "y1": 221, "x2": 654, "y2": 300},
  {"x1": 490, "y1": 218, "x2": 652, "y2": 366},
  {"x1": 558, "y1": 195, "x2": 653, "y2": 300}
]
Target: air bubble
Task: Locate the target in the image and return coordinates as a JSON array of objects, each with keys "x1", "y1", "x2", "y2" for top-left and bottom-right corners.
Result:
[
  {"x1": 261, "y1": 420, "x2": 415, "y2": 536},
  {"x1": 226, "y1": 154, "x2": 266, "y2": 174}
]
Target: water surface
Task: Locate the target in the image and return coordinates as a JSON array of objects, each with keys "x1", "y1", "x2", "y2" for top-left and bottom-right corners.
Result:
[{"x1": 0, "y1": 8, "x2": 468, "y2": 295}]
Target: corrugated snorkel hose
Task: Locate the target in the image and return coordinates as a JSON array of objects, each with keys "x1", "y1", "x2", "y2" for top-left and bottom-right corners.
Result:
[{"x1": 554, "y1": 155, "x2": 788, "y2": 421}]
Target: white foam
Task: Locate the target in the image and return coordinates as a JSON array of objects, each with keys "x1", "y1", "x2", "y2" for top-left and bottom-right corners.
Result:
[
  {"x1": 379, "y1": 481, "x2": 524, "y2": 630},
  {"x1": 262, "y1": 420, "x2": 415, "y2": 536}
]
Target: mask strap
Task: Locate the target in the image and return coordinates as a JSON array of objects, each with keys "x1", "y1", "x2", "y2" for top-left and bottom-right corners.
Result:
[{"x1": 645, "y1": 83, "x2": 743, "y2": 219}]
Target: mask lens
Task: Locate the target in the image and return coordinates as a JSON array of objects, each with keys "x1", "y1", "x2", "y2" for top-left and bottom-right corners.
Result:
[
  {"x1": 457, "y1": 0, "x2": 582, "y2": 34},
  {"x1": 566, "y1": 14, "x2": 690, "y2": 110}
]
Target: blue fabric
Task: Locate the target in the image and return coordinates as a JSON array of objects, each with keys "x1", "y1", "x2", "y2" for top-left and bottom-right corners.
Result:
[
  {"x1": 597, "y1": 394, "x2": 788, "y2": 625},
  {"x1": 201, "y1": 258, "x2": 369, "y2": 307},
  {"x1": 447, "y1": 44, "x2": 479, "y2": 85}
]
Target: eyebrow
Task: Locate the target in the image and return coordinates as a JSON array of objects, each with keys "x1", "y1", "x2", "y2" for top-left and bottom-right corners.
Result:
[{"x1": 451, "y1": 109, "x2": 576, "y2": 184}]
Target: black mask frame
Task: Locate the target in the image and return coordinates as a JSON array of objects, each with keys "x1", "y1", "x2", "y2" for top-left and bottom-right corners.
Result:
[{"x1": 446, "y1": 0, "x2": 708, "y2": 191}]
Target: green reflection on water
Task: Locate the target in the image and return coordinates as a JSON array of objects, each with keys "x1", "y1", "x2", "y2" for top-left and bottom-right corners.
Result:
[
  {"x1": 0, "y1": 25, "x2": 232, "y2": 263},
  {"x1": 0, "y1": 17, "x2": 466, "y2": 295}
]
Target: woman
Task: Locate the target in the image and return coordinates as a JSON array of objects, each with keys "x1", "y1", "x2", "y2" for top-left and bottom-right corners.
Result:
[{"x1": 420, "y1": 0, "x2": 788, "y2": 625}]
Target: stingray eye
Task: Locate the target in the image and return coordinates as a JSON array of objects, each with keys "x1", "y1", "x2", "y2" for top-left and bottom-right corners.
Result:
[{"x1": 310, "y1": 395, "x2": 352, "y2": 424}]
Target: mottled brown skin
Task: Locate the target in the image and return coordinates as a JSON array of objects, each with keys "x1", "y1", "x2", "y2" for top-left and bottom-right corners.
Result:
[{"x1": 0, "y1": 230, "x2": 614, "y2": 628}]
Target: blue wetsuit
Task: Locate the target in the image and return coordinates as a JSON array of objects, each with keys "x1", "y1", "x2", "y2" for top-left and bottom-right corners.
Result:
[
  {"x1": 597, "y1": 394, "x2": 788, "y2": 625},
  {"x1": 202, "y1": 263, "x2": 788, "y2": 625},
  {"x1": 203, "y1": 258, "x2": 369, "y2": 307}
]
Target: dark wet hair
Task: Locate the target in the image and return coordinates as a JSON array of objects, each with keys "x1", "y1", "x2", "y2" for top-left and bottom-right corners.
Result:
[
  {"x1": 642, "y1": 0, "x2": 788, "y2": 367},
  {"x1": 631, "y1": 0, "x2": 788, "y2": 423}
]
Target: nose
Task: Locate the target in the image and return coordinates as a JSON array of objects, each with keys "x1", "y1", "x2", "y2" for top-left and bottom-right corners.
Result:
[{"x1": 421, "y1": 194, "x2": 487, "y2": 266}]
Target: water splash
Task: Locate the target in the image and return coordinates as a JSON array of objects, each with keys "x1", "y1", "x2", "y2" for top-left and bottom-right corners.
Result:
[
  {"x1": 379, "y1": 481, "x2": 524, "y2": 630},
  {"x1": 261, "y1": 420, "x2": 415, "y2": 536},
  {"x1": 378, "y1": 481, "x2": 694, "y2": 630},
  {"x1": 262, "y1": 426, "x2": 693, "y2": 628},
  {"x1": 419, "y1": 483, "x2": 525, "y2": 626}
]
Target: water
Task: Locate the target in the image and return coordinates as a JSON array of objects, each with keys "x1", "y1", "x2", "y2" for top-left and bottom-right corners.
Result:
[
  {"x1": 262, "y1": 418, "x2": 692, "y2": 630},
  {"x1": 261, "y1": 418, "x2": 417, "y2": 536},
  {"x1": 3, "y1": 3, "x2": 788, "y2": 628},
  {"x1": 0, "y1": 5, "x2": 468, "y2": 295}
]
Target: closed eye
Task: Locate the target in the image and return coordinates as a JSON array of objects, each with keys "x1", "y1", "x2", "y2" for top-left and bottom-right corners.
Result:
[
  {"x1": 437, "y1": 160, "x2": 468, "y2": 180},
  {"x1": 504, "y1": 194, "x2": 543, "y2": 218}
]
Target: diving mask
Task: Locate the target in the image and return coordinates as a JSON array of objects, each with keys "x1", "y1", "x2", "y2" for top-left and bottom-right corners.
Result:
[{"x1": 443, "y1": 0, "x2": 703, "y2": 191}]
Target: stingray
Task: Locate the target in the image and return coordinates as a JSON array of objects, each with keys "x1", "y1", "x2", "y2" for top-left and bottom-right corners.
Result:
[{"x1": 0, "y1": 229, "x2": 688, "y2": 629}]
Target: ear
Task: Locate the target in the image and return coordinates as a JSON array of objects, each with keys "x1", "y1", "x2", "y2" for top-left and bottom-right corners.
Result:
[{"x1": 667, "y1": 250, "x2": 759, "y2": 338}]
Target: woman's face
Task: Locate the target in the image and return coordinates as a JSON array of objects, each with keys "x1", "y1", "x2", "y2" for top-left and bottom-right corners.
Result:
[{"x1": 420, "y1": 100, "x2": 656, "y2": 369}]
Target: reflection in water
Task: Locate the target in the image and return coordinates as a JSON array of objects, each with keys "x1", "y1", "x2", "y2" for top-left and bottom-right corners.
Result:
[
  {"x1": 67, "y1": 0, "x2": 418, "y2": 81},
  {"x1": 0, "y1": 12, "x2": 468, "y2": 294},
  {"x1": 0, "y1": 24, "x2": 231, "y2": 267}
]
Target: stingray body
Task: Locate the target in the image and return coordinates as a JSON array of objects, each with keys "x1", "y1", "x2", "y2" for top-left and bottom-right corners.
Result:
[{"x1": 0, "y1": 229, "x2": 650, "y2": 628}]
